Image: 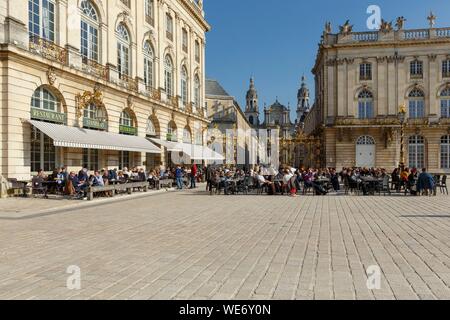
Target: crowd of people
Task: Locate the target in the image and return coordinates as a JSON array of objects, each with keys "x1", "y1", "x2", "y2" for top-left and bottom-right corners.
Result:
[
  {"x1": 204, "y1": 165, "x2": 441, "y2": 197},
  {"x1": 30, "y1": 161, "x2": 443, "y2": 199},
  {"x1": 31, "y1": 162, "x2": 204, "y2": 199}
]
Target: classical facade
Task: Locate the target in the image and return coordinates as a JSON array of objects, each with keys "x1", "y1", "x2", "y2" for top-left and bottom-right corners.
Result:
[
  {"x1": 305, "y1": 16, "x2": 450, "y2": 172},
  {"x1": 205, "y1": 79, "x2": 255, "y2": 168},
  {"x1": 0, "y1": 0, "x2": 211, "y2": 181},
  {"x1": 244, "y1": 77, "x2": 311, "y2": 167}
]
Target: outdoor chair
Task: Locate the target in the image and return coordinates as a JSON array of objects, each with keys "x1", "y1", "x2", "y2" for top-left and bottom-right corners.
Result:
[
  {"x1": 378, "y1": 176, "x2": 391, "y2": 196},
  {"x1": 436, "y1": 175, "x2": 448, "y2": 195}
]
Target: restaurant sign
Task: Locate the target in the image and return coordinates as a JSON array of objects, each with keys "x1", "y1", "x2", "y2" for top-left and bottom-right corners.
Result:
[
  {"x1": 83, "y1": 117, "x2": 108, "y2": 130},
  {"x1": 119, "y1": 125, "x2": 137, "y2": 136},
  {"x1": 31, "y1": 108, "x2": 66, "y2": 124}
]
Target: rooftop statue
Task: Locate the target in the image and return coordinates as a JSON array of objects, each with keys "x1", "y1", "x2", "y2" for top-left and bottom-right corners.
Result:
[
  {"x1": 339, "y1": 20, "x2": 353, "y2": 35},
  {"x1": 395, "y1": 16, "x2": 406, "y2": 30}
]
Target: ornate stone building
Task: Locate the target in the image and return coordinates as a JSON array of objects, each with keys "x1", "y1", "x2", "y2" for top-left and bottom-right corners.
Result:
[
  {"x1": 244, "y1": 77, "x2": 311, "y2": 167},
  {"x1": 305, "y1": 16, "x2": 450, "y2": 172},
  {"x1": 0, "y1": 0, "x2": 212, "y2": 181},
  {"x1": 205, "y1": 79, "x2": 255, "y2": 168}
]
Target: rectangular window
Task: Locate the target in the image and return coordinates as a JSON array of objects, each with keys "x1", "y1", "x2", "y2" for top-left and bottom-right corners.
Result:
[
  {"x1": 360, "y1": 63, "x2": 372, "y2": 81},
  {"x1": 410, "y1": 60, "x2": 423, "y2": 79},
  {"x1": 442, "y1": 99, "x2": 450, "y2": 118},
  {"x1": 120, "y1": 151, "x2": 130, "y2": 170},
  {"x1": 166, "y1": 14, "x2": 173, "y2": 41},
  {"x1": 144, "y1": 58, "x2": 153, "y2": 88},
  {"x1": 81, "y1": 21, "x2": 99, "y2": 62},
  {"x1": 195, "y1": 41, "x2": 200, "y2": 63},
  {"x1": 409, "y1": 100, "x2": 425, "y2": 119},
  {"x1": 117, "y1": 43, "x2": 130, "y2": 77},
  {"x1": 182, "y1": 29, "x2": 188, "y2": 53},
  {"x1": 28, "y1": 0, "x2": 55, "y2": 42},
  {"x1": 31, "y1": 127, "x2": 57, "y2": 172},
  {"x1": 83, "y1": 149, "x2": 99, "y2": 171},
  {"x1": 145, "y1": 0, "x2": 154, "y2": 25},
  {"x1": 443, "y1": 60, "x2": 450, "y2": 78}
]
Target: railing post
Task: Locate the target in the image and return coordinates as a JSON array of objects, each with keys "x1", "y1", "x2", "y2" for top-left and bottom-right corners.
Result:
[{"x1": 66, "y1": 44, "x2": 82, "y2": 69}]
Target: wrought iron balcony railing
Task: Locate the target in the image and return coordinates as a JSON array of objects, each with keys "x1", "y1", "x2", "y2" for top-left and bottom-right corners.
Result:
[
  {"x1": 82, "y1": 57, "x2": 109, "y2": 80},
  {"x1": 29, "y1": 35, "x2": 67, "y2": 65}
]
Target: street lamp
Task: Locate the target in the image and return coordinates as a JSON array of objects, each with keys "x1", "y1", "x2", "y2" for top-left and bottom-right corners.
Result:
[{"x1": 398, "y1": 104, "x2": 407, "y2": 170}]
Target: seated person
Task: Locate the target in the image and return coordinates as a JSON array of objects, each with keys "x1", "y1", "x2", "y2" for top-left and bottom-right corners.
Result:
[
  {"x1": 92, "y1": 171, "x2": 105, "y2": 187},
  {"x1": 138, "y1": 168, "x2": 147, "y2": 182},
  {"x1": 32, "y1": 169, "x2": 48, "y2": 198},
  {"x1": 69, "y1": 171, "x2": 88, "y2": 197},
  {"x1": 257, "y1": 171, "x2": 275, "y2": 195}
]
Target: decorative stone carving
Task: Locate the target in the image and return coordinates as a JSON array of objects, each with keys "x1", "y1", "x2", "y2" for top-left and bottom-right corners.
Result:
[
  {"x1": 75, "y1": 84, "x2": 104, "y2": 119},
  {"x1": 383, "y1": 128, "x2": 394, "y2": 148},
  {"x1": 47, "y1": 67, "x2": 57, "y2": 86},
  {"x1": 127, "y1": 95, "x2": 134, "y2": 110},
  {"x1": 428, "y1": 54, "x2": 437, "y2": 62}
]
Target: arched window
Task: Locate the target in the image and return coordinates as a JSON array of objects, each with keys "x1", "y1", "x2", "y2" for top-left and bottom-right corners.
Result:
[
  {"x1": 120, "y1": 110, "x2": 133, "y2": 127},
  {"x1": 83, "y1": 103, "x2": 107, "y2": 130},
  {"x1": 409, "y1": 135, "x2": 425, "y2": 169},
  {"x1": 117, "y1": 24, "x2": 131, "y2": 78},
  {"x1": 441, "y1": 135, "x2": 450, "y2": 169},
  {"x1": 249, "y1": 116, "x2": 254, "y2": 125},
  {"x1": 31, "y1": 87, "x2": 59, "y2": 112},
  {"x1": 440, "y1": 88, "x2": 450, "y2": 118},
  {"x1": 28, "y1": 0, "x2": 56, "y2": 42},
  {"x1": 30, "y1": 87, "x2": 61, "y2": 172},
  {"x1": 80, "y1": 0, "x2": 99, "y2": 63},
  {"x1": 357, "y1": 90, "x2": 374, "y2": 119},
  {"x1": 356, "y1": 136, "x2": 375, "y2": 145},
  {"x1": 194, "y1": 75, "x2": 200, "y2": 108},
  {"x1": 167, "y1": 122, "x2": 177, "y2": 142},
  {"x1": 146, "y1": 117, "x2": 157, "y2": 137},
  {"x1": 143, "y1": 41, "x2": 154, "y2": 89},
  {"x1": 181, "y1": 66, "x2": 188, "y2": 108},
  {"x1": 408, "y1": 89, "x2": 425, "y2": 119},
  {"x1": 183, "y1": 127, "x2": 192, "y2": 143},
  {"x1": 165, "y1": 55, "x2": 174, "y2": 97}
]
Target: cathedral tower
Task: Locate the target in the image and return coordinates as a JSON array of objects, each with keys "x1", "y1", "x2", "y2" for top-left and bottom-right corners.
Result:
[
  {"x1": 297, "y1": 76, "x2": 310, "y2": 123},
  {"x1": 245, "y1": 77, "x2": 260, "y2": 126}
]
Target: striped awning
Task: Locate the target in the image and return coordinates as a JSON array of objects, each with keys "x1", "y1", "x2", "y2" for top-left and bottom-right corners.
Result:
[
  {"x1": 150, "y1": 138, "x2": 224, "y2": 161},
  {"x1": 28, "y1": 120, "x2": 161, "y2": 154}
]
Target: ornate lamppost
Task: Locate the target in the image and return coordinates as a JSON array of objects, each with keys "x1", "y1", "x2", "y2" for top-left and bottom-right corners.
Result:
[{"x1": 398, "y1": 104, "x2": 407, "y2": 170}]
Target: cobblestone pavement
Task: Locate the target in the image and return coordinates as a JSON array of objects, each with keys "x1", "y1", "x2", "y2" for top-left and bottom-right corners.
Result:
[{"x1": 1, "y1": 189, "x2": 450, "y2": 300}]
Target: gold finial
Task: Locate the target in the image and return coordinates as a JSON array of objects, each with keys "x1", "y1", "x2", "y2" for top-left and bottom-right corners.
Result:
[{"x1": 399, "y1": 104, "x2": 407, "y2": 114}]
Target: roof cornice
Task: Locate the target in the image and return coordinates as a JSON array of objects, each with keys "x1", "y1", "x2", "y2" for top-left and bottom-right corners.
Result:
[{"x1": 177, "y1": 0, "x2": 211, "y2": 32}]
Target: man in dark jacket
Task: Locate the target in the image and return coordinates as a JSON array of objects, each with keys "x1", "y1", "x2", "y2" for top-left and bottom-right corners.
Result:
[{"x1": 417, "y1": 168, "x2": 435, "y2": 196}]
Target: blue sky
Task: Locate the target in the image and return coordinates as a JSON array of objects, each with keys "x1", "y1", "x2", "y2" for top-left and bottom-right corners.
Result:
[{"x1": 204, "y1": 0, "x2": 450, "y2": 120}]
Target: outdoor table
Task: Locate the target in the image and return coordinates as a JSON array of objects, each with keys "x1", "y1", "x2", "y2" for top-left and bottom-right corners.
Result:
[{"x1": 359, "y1": 176, "x2": 382, "y2": 194}]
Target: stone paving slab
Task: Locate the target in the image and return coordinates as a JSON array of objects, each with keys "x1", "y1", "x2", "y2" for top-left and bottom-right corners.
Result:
[{"x1": 0, "y1": 189, "x2": 450, "y2": 300}]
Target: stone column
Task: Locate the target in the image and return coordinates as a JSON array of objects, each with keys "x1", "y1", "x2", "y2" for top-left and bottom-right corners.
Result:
[{"x1": 428, "y1": 54, "x2": 439, "y2": 122}]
